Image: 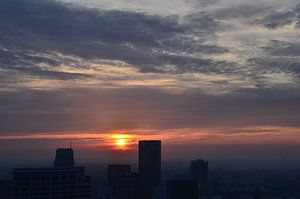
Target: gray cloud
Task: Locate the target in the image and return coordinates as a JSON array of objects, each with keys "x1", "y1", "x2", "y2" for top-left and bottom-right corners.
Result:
[
  {"x1": 263, "y1": 40, "x2": 300, "y2": 57},
  {"x1": 258, "y1": 4, "x2": 300, "y2": 28},
  {"x1": 0, "y1": 0, "x2": 300, "y2": 136},
  {"x1": 246, "y1": 39, "x2": 300, "y2": 82},
  {"x1": 212, "y1": 4, "x2": 272, "y2": 20},
  {"x1": 0, "y1": 0, "x2": 233, "y2": 79}
]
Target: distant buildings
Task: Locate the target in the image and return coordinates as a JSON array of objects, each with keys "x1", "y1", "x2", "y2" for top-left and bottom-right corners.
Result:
[
  {"x1": 167, "y1": 179, "x2": 199, "y2": 199},
  {"x1": 139, "y1": 140, "x2": 161, "y2": 199},
  {"x1": 12, "y1": 148, "x2": 91, "y2": 199},
  {"x1": 189, "y1": 159, "x2": 208, "y2": 187},
  {"x1": 164, "y1": 158, "x2": 209, "y2": 199}
]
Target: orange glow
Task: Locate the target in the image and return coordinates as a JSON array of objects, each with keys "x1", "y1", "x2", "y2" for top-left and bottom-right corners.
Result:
[
  {"x1": 0, "y1": 126, "x2": 299, "y2": 149},
  {"x1": 111, "y1": 134, "x2": 134, "y2": 150}
]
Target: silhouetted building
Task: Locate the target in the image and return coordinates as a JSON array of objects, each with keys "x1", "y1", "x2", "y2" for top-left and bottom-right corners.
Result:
[
  {"x1": 139, "y1": 140, "x2": 161, "y2": 185},
  {"x1": 0, "y1": 180, "x2": 12, "y2": 199},
  {"x1": 12, "y1": 167, "x2": 91, "y2": 199},
  {"x1": 13, "y1": 148, "x2": 91, "y2": 199},
  {"x1": 54, "y1": 148, "x2": 75, "y2": 168},
  {"x1": 113, "y1": 173, "x2": 139, "y2": 199},
  {"x1": 189, "y1": 159, "x2": 208, "y2": 187},
  {"x1": 167, "y1": 179, "x2": 199, "y2": 199},
  {"x1": 139, "y1": 140, "x2": 161, "y2": 199},
  {"x1": 107, "y1": 164, "x2": 131, "y2": 186}
]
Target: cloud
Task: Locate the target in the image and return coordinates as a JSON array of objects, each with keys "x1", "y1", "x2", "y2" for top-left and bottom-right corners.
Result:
[
  {"x1": 0, "y1": 0, "x2": 300, "y2": 141},
  {"x1": 0, "y1": 0, "x2": 234, "y2": 82},
  {"x1": 258, "y1": 4, "x2": 300, "y2": 28},
  {"x1": 262, "y1": 40, "x2": 300, "y2": 57}
]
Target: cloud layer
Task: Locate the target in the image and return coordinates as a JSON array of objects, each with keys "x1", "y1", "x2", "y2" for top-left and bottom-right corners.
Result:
[{"x1": 0, "y1": 0, "x2": 299, "y2": 148}]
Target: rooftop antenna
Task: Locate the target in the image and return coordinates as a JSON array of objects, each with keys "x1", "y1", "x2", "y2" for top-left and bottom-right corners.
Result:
[{"x1": 69, "y1": 142, "x2": 72, "y2": 149}]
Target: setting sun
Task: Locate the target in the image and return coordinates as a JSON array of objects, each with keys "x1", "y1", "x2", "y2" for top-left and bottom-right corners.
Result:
[
  {"x1": 111, "y1": 134, "x2": 134, "y2": 150},
  {"x1": 116, "y1": 138, "x2": 126, "y2": 147}
]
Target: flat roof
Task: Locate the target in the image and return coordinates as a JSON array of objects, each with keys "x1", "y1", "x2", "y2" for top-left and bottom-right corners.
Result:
[{"x1": 13, "y1": 167, "x2": 84, "y2": 173}]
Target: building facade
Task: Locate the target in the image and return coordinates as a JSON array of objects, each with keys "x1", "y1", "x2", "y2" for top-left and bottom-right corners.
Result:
[
  {"x1": 138, "y1": 140, "x2": 161, "y2": 199},
  {"x1": 13, "y1": 148, "x2": 91, "y2": 199},
  {"x1": 12, "y1": 167, "x2": 91, "y2": 199},
  {"x1": 138, "y1": 140, "x2": 161, "y2": 186},
  {"x1": 113, "y1": 173, "x2": 139, "y2": 199}
]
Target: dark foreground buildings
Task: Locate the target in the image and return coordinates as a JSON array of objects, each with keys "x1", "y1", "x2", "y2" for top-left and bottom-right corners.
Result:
[
  {"x1": 106, "y1": 140, "x2": 162, "y2": 199},
  {"x1": 139, "y1": 140, "x2": 161, "y2": 199},
  {"x1": 107, "y1": 164, "x2": 131, "y2": 186},
  {"x1": 167, "y1": 179, "x2": 199, "y2": 199},
  {"x1": 107, "y1": 164, "x2": 136, "y2": 199},
  {"x1": 139, "y1": 140, "x2": 161, "y2": 186},
  {"x1": 113, "y1": 173, "x2": 139, "y2": 199},
  {"x1": 13, "y1": 167, "x2": 91, "y2": 199},
  {"x1": 12, "y1": 148, "x2": 92, "y2": 199}
]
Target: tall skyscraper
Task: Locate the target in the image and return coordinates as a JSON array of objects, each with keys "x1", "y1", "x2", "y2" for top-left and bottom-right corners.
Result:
[
  {"x1": 167, "y1": 179, "x2": 199, "y2": 199},
  {"x1": 54, "y1": 148, "x2": 75, "y2": 168},
  {"x1": 139, "y1": 140, "x2": 161, "y2": 199},
  {"x1": 189, "y1": 159, "x2": 208, "y2": 187},
  {"x1": 139, "y1": 140, "x2": 161, "y2": 185}
]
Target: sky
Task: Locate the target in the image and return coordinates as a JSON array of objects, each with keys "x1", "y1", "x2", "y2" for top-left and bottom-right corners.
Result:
[{"x1": 0, "y1": 0, "x2": 300, "y2": 167}]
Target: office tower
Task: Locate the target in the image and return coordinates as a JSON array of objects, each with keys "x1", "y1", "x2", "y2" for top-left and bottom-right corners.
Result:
[
  {"x1": 189, "y1": 159, "x2": 208, "y2": 186},
  {"x1": 107, "y1": 164, "x2": 131, "y2": 186},
  {"x1": 113, "y1": 173, "x2": 139, "y2": 199},
  {"x1": 139, "y1": 140, "x2": 161, "y2": 185},
  {"x1": 0, "y1": 179, "x2": 12, "y2": 199},
  {"x1": 54, "y1": 148, "x2": 75, "y2": 168},
  {"x1": 167, "y1": 179, "x2": 199, "y2": 199},
  {"x1": 13, "y1": 148, "x2": 91, "y2": 199},
  {"x1": 12, "y1": 167, "x2": 91, "y2": 199},
  {"x1": 139, "y1": 140, "x2": 161, "y2": 199}
]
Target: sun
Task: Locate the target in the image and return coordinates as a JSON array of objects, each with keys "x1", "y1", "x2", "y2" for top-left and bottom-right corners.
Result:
[
  {"x1": 116, "y1": 139, "x2": 126, "y2": 147},
  {"x1": 111, "y1": 134, "x2": 132, "y2": 150}
]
